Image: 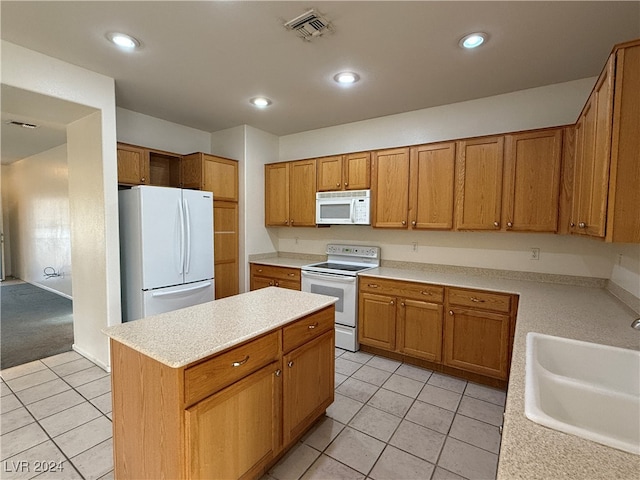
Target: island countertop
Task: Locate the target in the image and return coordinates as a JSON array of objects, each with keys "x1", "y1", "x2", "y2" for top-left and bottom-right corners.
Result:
[{"x1": 103, "y1": 287, "x2": 337, "y2": 368}]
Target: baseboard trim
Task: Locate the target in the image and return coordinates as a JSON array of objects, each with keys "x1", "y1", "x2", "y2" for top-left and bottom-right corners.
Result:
[{"x1": 73, "y1": 344, "x2": 111, "y2": 373}]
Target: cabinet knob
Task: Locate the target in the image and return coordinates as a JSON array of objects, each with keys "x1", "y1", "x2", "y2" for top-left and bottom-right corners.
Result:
[
  {"x1": 274, "y1": 281, "x2": 280, "y2": 287},
  {"x1": 344, "y1": 182, "x2": 348, "y2": 187},
  {"x1": 290, "y1": 219, "x2": 294, "y2": 225},
  {"x1": 231, "y1": 355, "x2": 250, "y2": 367},
  {"x1": 287, "y1": 361, "x2": 294, "y2": 368},
  {"x1": 449, "y1": 310, "x2": 454, "y2": 316},
  {"x1": 308, "y1": 322, "x2": 318, "y2": 330},
  {"x1": 493, "y1": 221, "x2": 500, "y2": 228},
  {"x1": 570, "y1": 222, "x2": 576, "y2": 228},
  {"x1": 390, "y1": 300, "x2": 395, "y2": 306},
  {"x1": 402, "y1": 220, "x2": 407, "y2": 225},
  {"x1": 141, "y1": 177, "x2": 145, "y2": 182},
  {"x1": 507, "y1": 222, "x2": 513, "y2": 228},
  {"x1": 400, "y1": 302, "x2": 405, "y2": 307},
  {"x1": 284, "y1": 220, "x2": 289, "y2": 225},
  {"x1": 275, "y1": 369, "x2": 282, "y2": 377},
  {"x1": 411, "y1": 220, "x2": 416, "y2": 226},
  {"x1": 336, "y1": 183, "x2": 341, "y2": 187},
  {"x1": 578, "y1": 222, "x2": 586, "y2": 229},
  {"x1": 269, "y1": 280, "x2": 274, "y2": 286}
]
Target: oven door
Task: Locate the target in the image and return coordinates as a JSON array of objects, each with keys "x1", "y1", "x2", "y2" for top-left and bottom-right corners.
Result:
[{"x1": 301, "y1": 270, "x2": 356, "y2": 327}]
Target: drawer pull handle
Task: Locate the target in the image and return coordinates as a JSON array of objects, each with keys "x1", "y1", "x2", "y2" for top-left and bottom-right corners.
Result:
[
  {"x1": 288, "y1": 273, "x2": 295, "y2": 277},
  {"x1": 232, "y1": 356, "x2": 250, "y2": 367},
  {"x1": 368, "y1": 284, "x2": 379, "y2": 288},
  {"x1": 257, "y1": 269, "x2": 263, "y2": 273},
  {"x1": 287, "y1": 361, "x2": 294, "y2": 368},
  {"x1": 308, "y1": 322, "x2": 319, "y2": 330},
  {"x1": 470, "y1": 297, "x2": 485, "y2": 303},
  {"x1": 420, "y1": 291, "x2": 432, "y2": 296},
  {"x1": 275, "y1": 369, "x2": 282, "y2": 377}
]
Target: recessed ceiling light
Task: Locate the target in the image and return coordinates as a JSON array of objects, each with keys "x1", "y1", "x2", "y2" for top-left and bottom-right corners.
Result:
[
  {"x1": 106, "y1": 32, "x2": 141, "y2": 50},
  {"x1": 334, "y1": 72, "x2": 360, "y2": 84},
  {"x1": 250, "y1": 97, "x2": 272, "y2": 108},
  {"x1": 459, "y1": 32, "x2": 488, "y2": 49}
]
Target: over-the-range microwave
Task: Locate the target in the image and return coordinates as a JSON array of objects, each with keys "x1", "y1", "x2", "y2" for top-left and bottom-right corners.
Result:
[{"x1": 316, "y1": 189, "x2": 371, "y2": 225}]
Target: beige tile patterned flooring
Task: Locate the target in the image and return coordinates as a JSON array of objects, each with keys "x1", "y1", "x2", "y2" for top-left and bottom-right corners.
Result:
[{"x1": 1, "y1": 348, "x2": 505, "y2": 480}]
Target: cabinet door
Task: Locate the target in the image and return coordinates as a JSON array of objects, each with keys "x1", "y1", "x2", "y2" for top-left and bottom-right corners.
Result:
[
  {"x1": 117, "y1": 144, "x2": 148, "y2": 185},
  {"x1": 455, "y1": 137, "x2": 504, "y2": 230},
  {"x1": 283, "y1": 330, "x2": 334, "y2": 444},
  {"x1": 185, "y1": 362, "x2": 282, "y2": 480},
  {"x1": 397, "y1": 299, "x2": 443, "y2": 362},
  {"x1": 503, "y1": 129, "x2": 563, "y2": 232},
  {"x1": 344, "y1": 152, "x2": 371, "y2": 190},
  {"x1": 289, "y1": 159, "x2": 317, "y2": 227},
  {"x1": 316, "y1": 155, "x2": 344, "y2": 191},
  {"x1": 358, "y1": 292, "x2": 396, "y2": 350},
  {"x1": 265, "y1": 163, "x2": 290, "y2": 226},
  {"x1": 250, "y1": 276, "x2": 273, "y2": 291},
  {"x1": 409, "y1": 142, "x2": 455, "y2": 229},
  {"x1": 443, "y1": 307, "x2": 510, "y2": 379},
  {"x1": 213, "y1": 201, "x2": 238, "y2": 298},
  {"x1": 371, "y1": 148, "x2": 410, "y2": 228},
  {"x1": 203, "y1": 156, "x2": 239, "y2": 201}
]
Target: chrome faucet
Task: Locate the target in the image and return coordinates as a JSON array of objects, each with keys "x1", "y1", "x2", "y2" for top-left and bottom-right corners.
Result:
[{"x1": 632, "y1": 318, "x2": 640, "y2": 330}]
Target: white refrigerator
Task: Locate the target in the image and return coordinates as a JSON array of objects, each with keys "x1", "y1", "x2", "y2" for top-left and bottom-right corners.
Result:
[{"x1": 119, "y1": 185, "x2": 214, "y2": 322}]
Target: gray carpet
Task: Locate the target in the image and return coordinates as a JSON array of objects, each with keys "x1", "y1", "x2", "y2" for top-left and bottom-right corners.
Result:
[{"x1": 1, "y1": 283, "x2": 73, "y2": 369}]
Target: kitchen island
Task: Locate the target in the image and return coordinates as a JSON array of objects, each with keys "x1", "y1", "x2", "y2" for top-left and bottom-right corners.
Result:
[{"x1": 103, "y1": 287, "x2": 337, "y2": 480}]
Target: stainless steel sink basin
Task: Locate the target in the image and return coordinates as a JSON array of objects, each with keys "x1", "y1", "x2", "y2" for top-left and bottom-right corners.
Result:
[{"x1": 525, "y1": 332, "x2": 640, "y2": 455}]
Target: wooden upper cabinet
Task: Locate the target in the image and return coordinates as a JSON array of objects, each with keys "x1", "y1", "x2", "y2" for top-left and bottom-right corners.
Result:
[
  {"x1": 265, "y1": 163, "x2": 290, "y2": 226},
  {"x1": 316, "y1": 152, "x2": 370, "y2": 191},
  {"x1": 289, "y1": 159, "x2": 317, "y2": 226},
  {"x1": 455, "y1": 136, "x2": 505, "y2": 230},
  {"x1": 606, "y1": 42, "x2": 640, "y2": 243},
  {"x1": 503, "y1": 129, "x2": 563, "y2": 232},
  {"x1": 182, "y1": 153, "x2": 238, "y2": 201},
  {"x1": 117, "y1": 143, "x2": 149, "y2": 185},
  {"x1": 265, "y1": 160, "x2": 316, "y2": 227},
  {"x1": 409, "y1": 142, "x2": 455, "y2": 230},
  {"x1": 371, "y1": 147, "x2": 410, "y2": 228}
]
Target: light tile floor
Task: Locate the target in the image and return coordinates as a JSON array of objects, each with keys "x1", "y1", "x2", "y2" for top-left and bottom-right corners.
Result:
[{"x1": 1, "y1": 348, "x2": 506, "y2": 480}]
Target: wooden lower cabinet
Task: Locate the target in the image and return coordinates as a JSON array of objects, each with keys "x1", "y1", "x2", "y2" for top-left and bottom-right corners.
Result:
[
  {"x1": 111, "y1": 306, "x2": 335, "y2": 480},
  {"x1": 283, "y1": 330, "x2": 334, "y2": 444},
  {"x1": 185, "y1": 362, "x2": 281, "y2": 480},
  {"x1": 358, "y1": 277, "x2": 516, "y2": 384},
  {"x1": 250, "y1": 263, "x2": 301, "y2": 291},
  {"x1": 214, "y1": 201, "x2": 239, "y2": 298}
]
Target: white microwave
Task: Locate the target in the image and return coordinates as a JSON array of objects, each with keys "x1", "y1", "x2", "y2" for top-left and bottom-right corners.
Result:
[{"x1": 316, "y1": 190, "x2": 371, "y2": 225}]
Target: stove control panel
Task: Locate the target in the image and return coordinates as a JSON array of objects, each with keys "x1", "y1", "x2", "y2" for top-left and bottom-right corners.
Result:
[{"x1": 326, "y1": 244, "x2": 380, "y2": 259}]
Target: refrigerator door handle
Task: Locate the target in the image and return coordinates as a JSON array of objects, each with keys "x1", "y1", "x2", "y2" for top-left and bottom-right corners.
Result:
[
  {"x1": 151, "y1": 281, "x2": 213, "y2": 297},
  {"x1": 184, "y1": 198, "x2": 191, "y2": 274},
  {"x1": 178, "y1": 197, "x2": 185, "y2": 275}
]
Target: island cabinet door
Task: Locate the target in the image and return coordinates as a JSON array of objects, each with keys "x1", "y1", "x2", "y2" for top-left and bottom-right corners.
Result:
[
  {"x1": 283, "y1": 330, "x2": 334, "y2": 445},
  {"x1": 185, "y1": 361, "x2": 282, "y2": 480}
]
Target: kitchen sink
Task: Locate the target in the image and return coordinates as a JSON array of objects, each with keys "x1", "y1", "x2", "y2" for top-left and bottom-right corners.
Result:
[{"x1": 525, "y1": 332, "x2": 640, "y2": 455}]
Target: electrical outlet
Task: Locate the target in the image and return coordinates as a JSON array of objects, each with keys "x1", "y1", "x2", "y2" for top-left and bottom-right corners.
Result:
[
  {"x1": 295, "y1": 237, "x2": 299, "y2": 245},
  {"x1": 530, "y1": 248, "x2": 540, "y2": 261},
  {"x1": 412, "y1": 242, "x2": 418, "y2": 252},
  {"x1": 618, "y1": 253, "x2": 623, "y2": 265}
]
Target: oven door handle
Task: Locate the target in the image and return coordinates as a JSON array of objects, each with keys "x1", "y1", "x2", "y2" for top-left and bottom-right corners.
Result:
[{"x1": 301, "y1": 271, "x2": 357, "y2": 283}]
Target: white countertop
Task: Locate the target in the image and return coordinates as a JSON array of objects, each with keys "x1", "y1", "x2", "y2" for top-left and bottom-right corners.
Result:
[
  {"x1": 103, "y1": 287, "x2": 337, "y2": 368},
  {"x1": 250, "y1": 257, "x2": 316, "y2": 268}
]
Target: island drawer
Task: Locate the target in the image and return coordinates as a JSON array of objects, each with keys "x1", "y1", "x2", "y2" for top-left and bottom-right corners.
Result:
[
  {"x1": 283, "y1": 307, "x2": 334, "y2": 353},
  {"x1": 447, "y1": 287, "x2": 512, "y2": 313},
  {"x1": 184, "y1": 330, "x2": 280, "y2": 405},
  {"x1": 359, "y1": 277, "x2": 444, "y2": 302},
  {"x1": 251, "y1": 263, "x2": 301, "y2": 282}
]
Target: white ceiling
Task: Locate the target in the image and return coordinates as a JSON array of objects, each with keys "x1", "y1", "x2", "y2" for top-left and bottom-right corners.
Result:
[{"x1": 1, "y1": 1, "x2": 639, "y2": 163}]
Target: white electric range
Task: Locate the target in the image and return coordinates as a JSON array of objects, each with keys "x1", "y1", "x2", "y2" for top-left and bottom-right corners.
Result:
[{"x1": 301, "y1": 244, "x2": 380, "y2": 351}]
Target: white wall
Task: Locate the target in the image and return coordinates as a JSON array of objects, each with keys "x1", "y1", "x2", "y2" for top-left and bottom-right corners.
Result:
[
  {"x1": 1, "y1": 145, "x2": 73, "y2": 297},
  {"x1": 2, "y1": 40, "x2": 118, "y2": 369},
  {"x1": 279, "y1": 78, "x2": 596, "y2": 160},
  {"x1": 116, "y1": 108, "x2": 211, "y2": 153},
  {"x1": 610, "y1": 244, "x2": 640, "y2": 298}
]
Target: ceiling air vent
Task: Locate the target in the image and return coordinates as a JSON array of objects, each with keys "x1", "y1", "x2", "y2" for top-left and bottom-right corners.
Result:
[{"x1": 284, "y1": 9, "x2": 333, "y2": 41}]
